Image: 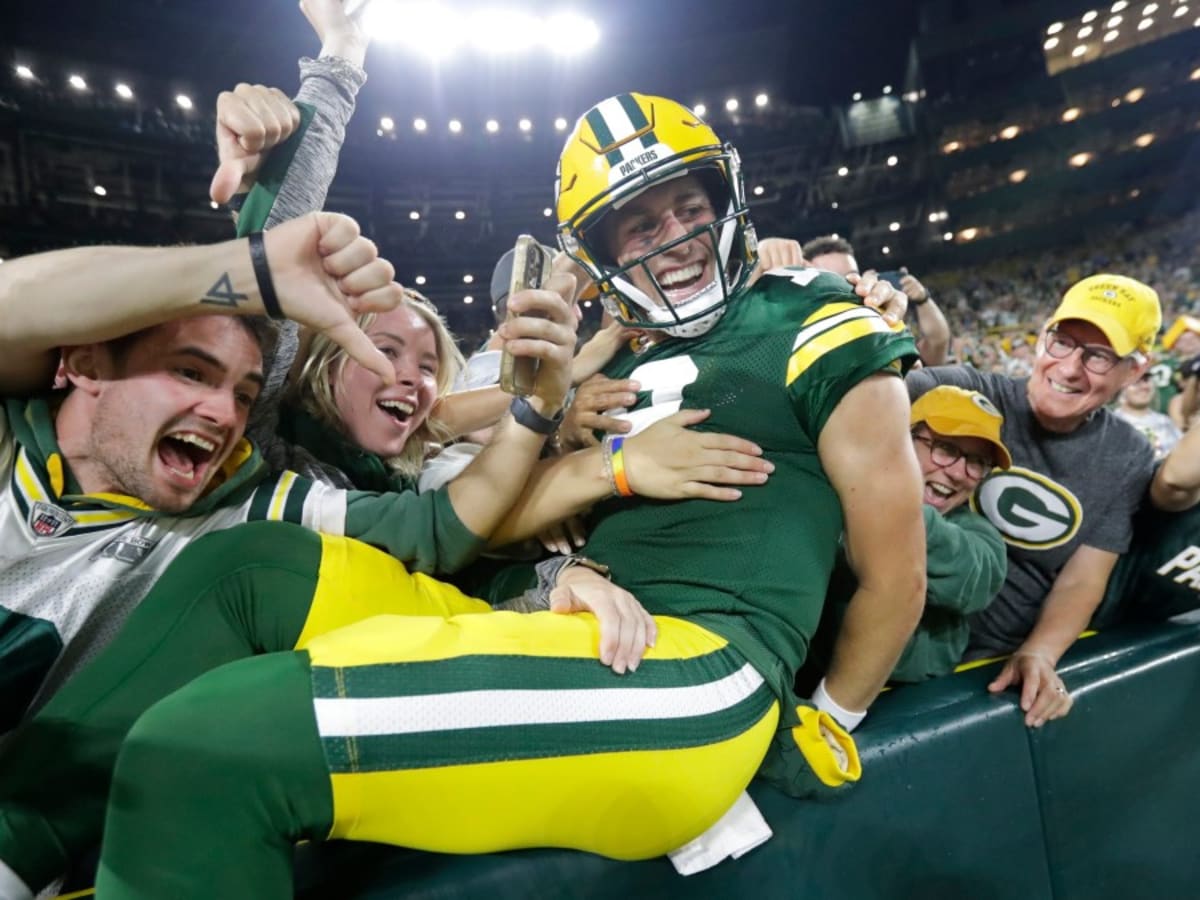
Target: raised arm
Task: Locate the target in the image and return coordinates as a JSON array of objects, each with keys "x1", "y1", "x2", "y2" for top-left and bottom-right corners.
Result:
[
  {"x1": 1152, "y1": 409, "x2": 1200, "y2": 512},
  {"x1": 818, "y1": 373, "x2": 927, "y2": 714}
]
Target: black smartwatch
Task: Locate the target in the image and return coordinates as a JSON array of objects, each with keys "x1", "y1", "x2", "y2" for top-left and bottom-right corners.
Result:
[{"x1": 510, "y1": 396, "x2": 563, "y2": 435}]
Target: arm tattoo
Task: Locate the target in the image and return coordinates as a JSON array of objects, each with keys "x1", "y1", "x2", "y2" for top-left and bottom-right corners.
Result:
[{"x1": 200, "y1": 272, "x2": 249, "y2": 308}]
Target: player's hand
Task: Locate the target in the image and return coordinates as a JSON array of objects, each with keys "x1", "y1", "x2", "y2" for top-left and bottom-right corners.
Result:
[
  {"x1": 746, "y1": 237, "x2": 805, "y2": 287},
  {"x1": 299, "y1": 0, "x2": 370, "y2": 62},
  {"x1": 572, "y1": 321, "x2": 637, "y2": 386},
  {"x1": 624, "y1": 408, "x2": 774, "y2": 500},
  {"x1": 846, "y1": 270, "x2": 907, "y2": 326},
  {"x1": 898, "y1": 267, "x2": 929, "y2": 304},
  {"x1": 499, "y1": 265, "x2": 579, "y2": 416},
  {"x1": 263, "y1": 212, "x2": 404, "y2": 384},
  {"x1": 209, "y1": 84, "x2": 301, "y2": 205},
  {"x1": 559, "y1": 375, "x2": 638, "y2": 450},
  {"x1": 757, "y1": 702, "x2": 862, "y2": 799},
  {"x1": 537, "y1": 515, "x2": 588, "y2": 555},
  {"x1": 550, "y1": 567, "x2": 657, "y2": 674},
  {"x1": 988, "y1": 649, "x2": 1073, "y2": 728}
]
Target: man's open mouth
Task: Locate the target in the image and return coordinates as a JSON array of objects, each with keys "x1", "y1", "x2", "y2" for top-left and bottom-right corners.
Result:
[{"x1": 157, "y1": 431, "x2": 218, "y2": 483}]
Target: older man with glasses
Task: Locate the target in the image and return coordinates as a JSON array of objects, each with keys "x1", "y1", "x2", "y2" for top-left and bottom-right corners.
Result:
[{"x1": 906, "y1": 274, "x2": 1161, "y2": 728}]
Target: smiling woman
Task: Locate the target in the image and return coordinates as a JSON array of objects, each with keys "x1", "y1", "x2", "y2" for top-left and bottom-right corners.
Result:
[{"x1": 283, "y1": 289, "x2": 464, "y2": 491}]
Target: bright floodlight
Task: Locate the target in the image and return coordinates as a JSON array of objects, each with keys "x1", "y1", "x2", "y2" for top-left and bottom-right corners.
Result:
[
  {"x1": 888, "y1": 222, "x2": 900, "y2": 232},
  {"x1": 1047, "y1": 21, "x2": 1064, "y2": 34},
  {"x1": 753, "y1": 185, "x2": 765, "y2": 196},
  {"x1": 518, "y1": 118, "x2": 532, "y2": 132},
  {"x1": 1134, "y1": 132, "x2": 1155, "y2": 147},
  {"x1": 881, "y1": 246, "x2": 891, "y2": 255},
  {"x1": 415, "y1": 275, "x2": 427, "y2": 285},
  {"x1": 543, "y1": 207, "x2": 553, "y2": 217},
  {"x1": 1072, "y1": 44, "x2": 1088, "y2": 56},
  {"x1": 463, "y1": 274, "x2": 474, "y2": 284},
  {"x1": 1104, "y1": 28, "x2": 1120, "y2": 40},
  {"x1": 1137, "y1": 16, "x2": 1153, "y2": 28},
  {"x1": 470, "y1": 9, "x2": 540, "y2": 54},
  {"x1": 380, "y1": 116, "x2": 395, "y2": 131},
  {"x1": 69, "y1": 74, "x2": 87, "y2": 91},
  {"x1": 485, "y1": 119, "x2": 499, "y2": 133},
  {"x1": 176, "y1": 94, "x2": 193, "y2": 110},
  {"x1": 755, "y1": 93, "x2": 769, "y2": 107},
  {"x1": 1078, "y1": 24, "x2": 1094, "y2": 37},
  {"x1": 831, "y1": 201, "x2": 839, "y2": 209},
  {"x1": 413, "y1": 117, "x2": 427, "y2": 131},
  {"x1": 1045, "y1": 36, "x2": 1060, "y2": 49},
  {"x1": 725, "y1": 98, "x2": 739, "y2": 112},
  {"x1": 1062, "y1": 106, "x2": 1081, "y2": 121},
  {"x1": 837, "y1": 165, "x2": 849, "y2": 176},
  {"x1": 554, "y1": 117, "x2": 568, "y2": 131},
  {"x1": 454, "y1": 210, "x2": 466, "y2": 220},
  {"x1": 943, "y1": 232, "x2": 954, "y2": 241},
  {"x1": 882, "y1": 84, "x2": 892, "y2": 94},
  {"x1": 1107, "y1": 14, "x2": 1123, "y2": 25},
  {"x1": 15, "y1": 65, "x2": 34, "y2": 80},
  {"x1": 1174, "y1": 5, "x2": 1188, "y2": 17},
  {"x1": 365, "y1": 2, "x2": 465, "y2": 57},
  {"x1": 464, "y1": 296, "x2": 474, "y2": 304},
  {"x1": 852, "y1": 91, "x2": 862, "y2": 101},
  {"x1": 543, "y1": 12, "x2": 599, "y2": 54},
  {"x1": 1143, "y1": 2, "x2": 1157, "y2": 14},
  {"x1": 93, "y1": 185, "x2": 107, "y2": 197},
  {"x1": 115, "y1": 82, "x2": 134, "y2": 100},
  {"x1": 693, "y1": 103, "x2": 707, "y2": 117},
  {"x1": 1000, "y1": 124, "x2": 1020, "y2": 139},
  {"x1": 887, "y1": 154, "x2": 899, "y2": 166},
  {"x1": 1125, "y1": 86, "x2": 1145, "y2": 102},
  {"x1": 1083, "y1": 9, "x2": 1099, "y2": 22},
  {"x1": 1111, "y1": 0, "x2": 1128, "y2": 10},
  {"x1": 1010, "y1": 168, "x2": 1029, "y2": 183},
  {"x1": 409, "y1": 211, "x2": 420, "y2": 220},
  {"x1": 448, "y1": 118, "x2": 462, "y2": 133}
]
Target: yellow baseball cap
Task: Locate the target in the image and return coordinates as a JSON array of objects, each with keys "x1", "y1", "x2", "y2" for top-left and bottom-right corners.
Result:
[
  {"x1": 1162, "y1": 315, "x2": 1200, "y2": 351},
  {"x1": 911, "y1": 386, "x2": 1012, "y2": 470},
  {"x1": 1046, "y1": 274, "x2": 1162, "y2": 357}
]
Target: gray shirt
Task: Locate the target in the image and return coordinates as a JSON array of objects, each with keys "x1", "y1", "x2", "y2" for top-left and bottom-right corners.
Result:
[{"x1": 907, "y1": 366, "x2": 1155, "y2": 657}]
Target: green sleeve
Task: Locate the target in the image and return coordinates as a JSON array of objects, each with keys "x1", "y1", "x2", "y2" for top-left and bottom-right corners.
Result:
[
  {"x1": 924, "y1": 505, "x2": 1007, "y2": 615},
  {"x1": 343, "y1": 485, "x2": 487, "y2": 576}
]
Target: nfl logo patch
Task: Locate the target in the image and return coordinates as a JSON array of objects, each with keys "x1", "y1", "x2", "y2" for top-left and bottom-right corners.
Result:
[{"x1": 29, "y1": 501, "x2": 76, "y2": 537}]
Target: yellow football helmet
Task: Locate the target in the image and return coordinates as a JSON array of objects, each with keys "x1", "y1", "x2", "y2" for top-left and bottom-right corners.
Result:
[{"x1": 555, "y1": 92, "x2": 758, "y2": 338}]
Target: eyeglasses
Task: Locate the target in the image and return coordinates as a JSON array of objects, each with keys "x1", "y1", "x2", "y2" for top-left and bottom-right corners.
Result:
[
  {"x1": 1044, "y1": 327, "x2": 1123, "y2": 375},
  {"x1": 912, "y1": 433, "x2": 993, "y2": 480}
]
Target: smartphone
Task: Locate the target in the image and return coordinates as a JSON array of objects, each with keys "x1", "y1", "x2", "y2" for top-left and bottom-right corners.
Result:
[
  {"x1": 877, "y1": 270, "x2": 905, "y2": 289},
  {"x1": 499, "y1": 235, "x2": 555, "y2": 396}
]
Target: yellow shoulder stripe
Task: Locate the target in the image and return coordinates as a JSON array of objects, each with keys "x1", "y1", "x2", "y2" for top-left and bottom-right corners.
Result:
[
  {"x1": 267, "y1": 470, "x2": 298, "y2": 520},
  {"x1": 787, "y1": 311, "x2": 890, "y2": 385}
]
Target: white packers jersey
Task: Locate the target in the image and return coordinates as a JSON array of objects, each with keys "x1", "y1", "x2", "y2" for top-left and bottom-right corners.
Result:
[{"x1": 0, "y1": 403, "x2": 347, "y2": 731}]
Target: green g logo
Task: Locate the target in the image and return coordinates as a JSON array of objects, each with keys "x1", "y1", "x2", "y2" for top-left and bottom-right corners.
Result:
[{"x1": 971, "y1": 467, "x2": 1082, "y2": 550}]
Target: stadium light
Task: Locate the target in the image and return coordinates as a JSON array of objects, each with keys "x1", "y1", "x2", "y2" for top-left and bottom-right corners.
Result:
[
  {"x1": 448, "y1": 118, "x2": 462, "y2": 133},
  {"x1": 364, "y1": 2, "x2": 465, "y2": 58},
  {"x1": 959, "y1": 227, "x2": 978, "y2": 241},
  {"x1": 210, "y1": 200, "x2": 219, "y2": 210},
  {"x1": 1044, "y1": 36, "x2": 1061, "y2": 49},
  {"x1": 380, "y1": 116, "x2": 395, "y2": 131},
  {"x1": 463, "y1": 274, "x2": 474, "y2": 284},
  {"x1": 115, "y1": 82, "x2": 134, "y2": 100},
  {"x1": 928, "y1": 212, "x2": 939, "y2": 223},
  {"x1": 1047, "y1": 21, "x2": 1064, "y2": 34},
  {"x1": 755, "y1": 93, "x2": 769, "y2": 107},
  {"x1": 888, "y1": 222, "x2": 900, "y2": 232},
  {"x1": 1104, "y1": 28, "x2": 1120, "y2": 40},
  {"x1": 851, "y1": 91, "x2": 862, "y2": 101},
  {"x1": 1072, "y1": 44, "x2": 1088, "y2": 56},
  {"x1": 415, "y1": 275, "x2": 427, "y2": 285},
  {"x1": 882, "y1": 84, "x2": 892, "y2": 94},
  {"x1": 1082, "y1": 10, "x2": 1099, "y2": 22},
  {"x1": 1142, "y1": 3, "x2": 1157, "y2": 14},
  {"x1": 942, "y1": 140, "x2": 962, "y2": 153},
  {"x1": 454, "y1": 210, "x2": 466, "y2": 220},
  {"x1": 881, "y1": 246, "x2": 891, "y2": 254},
  {"x1": 693, "y1": 103, "x2": 707, "y2": 117},
  {"x1": 1111, "y1": 0, "x2": 1128, "y2": 10},
  {"x1": 543, "y1": 207, "x2": 553, "y2": 217},
  {"x1": 1125, "y1": 86, "x2": 1145, "y2": 102},
  {"x1": 1107, "y1": 14, "x2": 1123, "y2": 25},
  {"x1": 1192, "y1": 66, "x2": 1200, "y2": 80},
  {"x1": 176, "y1": 94, "x2": 193, "y2": 110},
  {"x1": 887, "y1": 155, "x2": 899, "y2": 166},
  {"x1": 1138, "y1": 17, "x2": 1153, "y2": 29},
  {"x1": 837, "y1": 165, "x2": 849, "y2": 176},
  {"x1": 1174, "y1": 5, "x2": 1188, "y2": 17},
  {"x1": 409, "y1": 210, "x2": 420, "y2": 220},
  {"x1": 93, "y1": 185, "x2": 107, "y2": 197},
  {"x1": 518, "y1": 118, "x2": 532, "y2": 132},
  {"x1": 725, "y1": 98, "x2": 739, "y2": 112},
  {"x1": 1134, "y1": 132, "x2": 1155, "y2": 147},
  {"x1": 1069, "y1": 152, "x2": 1093, "y2": 167},
  {"x1": 485, "y1": 119, "x2": 499, "y2": 133},
  {"x1": 464, "y1": 296, "x2": 473, "y2": 304},
  {"x1": 584, "y1": 300, "x2": 592, "y2": 308},
  {"x1": 1078, "y1": 24, "x2": 1094, "y2": 37},
  {"x1": 1009, "y1": 169, "x2": 1029, "y2": 183},
  {"x1": 469, "y1": 9, "x2": 539, "y2": 54},
  {"x1": 1062, "y1": 106, "x2": 1081, "y2": 121},
  {"x1": 831, "y1": 202, "x2": 839, "y2": 209},
  {"x1": 543, "y1": 12, "x2": 600, "y2": 54},
  {"x1": 15, "y1": 64, "x2": 34, "y2": 80},
  {"x1": 943, "y1": 232, "x2": 954, "y2": 241},
  {"x1": 1000, "y1": 125, "x2": 1020, "y2": 139},
  {"x1": 68, "y1": 74, "x2": 87, "y2": 91},
  {"x1": 753, "y1": 185, "x2": 765, "y2": 196},
  {"x1": 555, "y1": 117, "x2": 568, "y2": 131},
  {"x1": 413, "y1": 117, "x2": 427, "y2": 132}
]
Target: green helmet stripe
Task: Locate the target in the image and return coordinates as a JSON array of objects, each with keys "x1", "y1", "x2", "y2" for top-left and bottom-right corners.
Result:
[
  {"x1": 585, "y1": 108, "x2": 624, "y2": 167},
  {"x1": 615, "y1": 93, "x2": 659, "y2": 150}
]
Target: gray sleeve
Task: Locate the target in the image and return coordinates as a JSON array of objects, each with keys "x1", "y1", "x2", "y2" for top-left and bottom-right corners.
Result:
[
  {"x1": 247, "y1": 55, "x2": 367, "y2": 463},
  {"x1": 905, "y1": 364, "x2": 989, "y2": 401}
]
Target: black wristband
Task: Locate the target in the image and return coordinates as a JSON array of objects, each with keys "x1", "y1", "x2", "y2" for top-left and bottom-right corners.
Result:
[
  {"x1": 247, "y1": 232, "x2": 284, "y2": 320},
  {"x1": 910, "y1": 293, "x2": 930, "y2": 306},
  {"x1": 510, "y1": 396, "x2": 563, "y2": 435}
]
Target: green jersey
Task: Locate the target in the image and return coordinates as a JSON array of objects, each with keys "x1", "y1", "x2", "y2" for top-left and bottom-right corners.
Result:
[
  {"x1": 1148, "y1": 357, "x2": 1180, "y2": 413},
  {"x1": 584, "y1": 269, "x2": 917, "y2": 698},
  {"x1": 1097, "y1": 504, "x2": 1200, "y2": 625}
]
